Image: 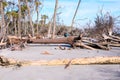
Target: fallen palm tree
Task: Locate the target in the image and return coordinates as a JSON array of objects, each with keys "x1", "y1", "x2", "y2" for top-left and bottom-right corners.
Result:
[
  {"x1": 27, "y1": 34, "x2": 98, "y2": 50},
  {"x1": 7, "y1": 35, "x2": 28, "y2": 45},
  {"x1": 0, "y1": 56, "x2": 120, "y2": 67},
  {"x1": 6, "y1": 34, "x2": 120, "y2": 50},
  {"x1": 27, "y1": 36, "x2": 77, "y2": 45}
]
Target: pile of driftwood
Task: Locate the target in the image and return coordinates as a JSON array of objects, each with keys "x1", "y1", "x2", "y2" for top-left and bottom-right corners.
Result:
[
  {"x1": 75, "y1": 34, "x2": 120, "y2": 50},
  {"x1": 1, "y1": 33, "x2": 120, "y2": 50},
  {"x1": 26, "y1": 33, "x2": 120, "y2": 50}
]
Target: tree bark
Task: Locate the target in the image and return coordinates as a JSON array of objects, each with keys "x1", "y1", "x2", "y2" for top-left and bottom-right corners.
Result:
[
  {"x1": 14, "y1": 18, "x2": 17, "y2": 36},
  {"x1": 18, "y1": 0, "x2": 22, "y2": 37},
  {"x1": 25, "y1": 0, "x2": 34, "y2": 37},
  {"x1": 1, "y1": 56, "x2": 120, "y2": 66},
  {"x1": 0, "y1": 0, "x2": 6, "y2": 40},
  {"x1": 47, "y1": 18, "x2": 53, "y2": 38},
  {"x1": 28, "y1": 36, "x2": 76, "y2": 45},
  {"x1": 36, "y1": 9, "x2": 39, "y2": 34},
  {"x1": 70, "y1": 0, "x2": 81, "y2": 32},
  {"x1": 52, "y1": 0, "x2": 58, "y2": 39},
  {"x1": 0, "y1": 1, "x2": 5, "y2": 32}
]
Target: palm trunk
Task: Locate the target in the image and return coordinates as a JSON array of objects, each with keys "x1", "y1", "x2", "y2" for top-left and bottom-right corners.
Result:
[
  {"x1": 6, "y1": 20, "x2": 10, "y2": 35},
  {"x1": 48, "y1": 20, "x2": 52, "y2": 38},
  {"x1": 70, "y1": 0, "x2": 81, "y2": 32},
  {"x1": 18, "y1": 0, "x2": 21, "y2": 37},
  {"x1": 0, "y1": 0, "x2": 6, "y2": 41},
  {"x1": 36, "y1": 10, "x2": 39, "y2": 34},
  {"x1": 0, "y1": 1, "x2": 5, "y2": 32},
  {"x1": 25, "y1": 0, "x2": 34, "y2": 37},
  {"x1": 14, "y1": 18, "x2": 17, "y2": 36},
  {"x1": 52, "y1": 0, "x2": 58, "y2": 39},
  {"x1": 24, "y1": 14, "x2": 27, "y2": 35}
]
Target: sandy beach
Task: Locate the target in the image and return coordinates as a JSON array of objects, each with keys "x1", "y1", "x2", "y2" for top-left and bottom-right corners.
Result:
[{"x1": 0, "y1": 44, "x2": 120, "y2": 80}]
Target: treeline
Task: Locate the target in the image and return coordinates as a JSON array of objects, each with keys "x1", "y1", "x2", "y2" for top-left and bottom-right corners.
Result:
[
  {"x1": 0, "y1": 0, "x2": 47, "y2": 37},
  {"x1": 0, "y1": 0, "x2": 120, "y2": 41}
]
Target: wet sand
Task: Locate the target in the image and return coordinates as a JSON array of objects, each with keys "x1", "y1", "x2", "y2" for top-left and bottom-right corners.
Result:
[{"x1": 0, "y1": 44, "x2": 120, "y2": 80}]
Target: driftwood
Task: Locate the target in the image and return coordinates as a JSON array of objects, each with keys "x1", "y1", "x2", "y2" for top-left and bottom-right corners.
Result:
[
  {"x1": 0, "y1": 42, "x2": 6, "y2": 49},
  {"x1": 102, "y1": 34, "x2": 120, "y2": 43},
  {"x1": 28, "y1": 36, "x2": 81, "y2": 46},
  {"x1": 73, "y1": 41, "x2": 95, "y2": 50},
  {"x1": 6, "y1": 34, "x2": 120, "y2": 50},
  {"x1": 7, "y1": 36, "x2": 28, "y2": 48},
  {"x1": 27, "y1": 35, "x2": 114, "y2": 50},
  {"x1": 102, "y1": 34, "x2": 120, "y2": 47},
  {"x1": 0, "y1": 56, "x2": 120, "y2": 67},
  {"x1": 82, "y1": 40, "x2": 110, "y2": 50}
]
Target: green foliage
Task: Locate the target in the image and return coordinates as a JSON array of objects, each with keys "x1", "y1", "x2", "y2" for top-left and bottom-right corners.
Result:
[
  {"x1": 6, "y1": 11, "x2": 18, "y2": 18},
  {"x1": 35, "y1": 0, "x2": 41, "y2": 7},
  {"x1": 21, "y1": 5, "x2": 27, "y2": 12},
  {"x1": 2, "y1": 1, "x2": 8, "y2": 8}
]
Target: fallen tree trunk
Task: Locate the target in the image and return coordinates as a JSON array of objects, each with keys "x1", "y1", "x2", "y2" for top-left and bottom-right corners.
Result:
[
  {"x1": 0, "y1": 56, "x2": 120, "y2": 67},
  {"x1": 7, "y1": 36, "x2": 28, "y2": 45},
  {"x1": 73, "y1": 41, "x2": 95, "y2": 50},
  {"x1": 0, "y1": 42, "x2": 6, "y2": 49},
  {"x1": 28, "y1": 36, "x2": 81, "y2": 46},
  {"x1": 102, "y1": 34, "x2": 120, "y2": 43},
  {"x1": 109, "y1": 35, "x2": 120, "y2": 40},
  {"x1": 82, "y1": 40, "x2": 109, "y2": 50}
]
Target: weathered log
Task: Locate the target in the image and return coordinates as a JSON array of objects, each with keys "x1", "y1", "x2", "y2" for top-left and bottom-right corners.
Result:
[
  {"x1": 102, "y1": 34, "x2": 120, "y2": 43},
  {"x1": 1, "y1": 56, "x2": 120, "y2": 67},
  {"x1": 109, "y1": 44, "x2": 120, "y2": 47},
  {"x1": 0, "y1": 42, "x2": 6, "y2": 49},
  {"x1": 109, "y1": 35, "x2": 120, "y2": 40},
  {"x1": 28, "y1": 36, "x2": 81, "y2": 46},
  {"x1": 7, "y1": 36, "x2": 28, "y2": 45},
  {"x1": 82, "y1": 40, "x2": 109, "y2": 50},
  {"x1": 73, "y1": 41, "x2": 95, "y2": 50}
]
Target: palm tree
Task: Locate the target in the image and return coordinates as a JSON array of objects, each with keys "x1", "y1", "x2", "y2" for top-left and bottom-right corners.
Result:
[
  {"x1": 0, "y1": 0, "x2": 7, "y2": 41},
  {"x1": 18, "y1": 0, "x2": 22, "y2": 37},
  {"x1": 25, "y1": 0, "x2": 34, "y2": 37},
  {"x1": 47, "y1": 18, "x2": 53, "y2": 38},
  {"x1": 35, "y1": 0, "x2": 41, "y2": 34},
  {"x1": 21, "y1": 4, "x2": 28, "y2": 35},
  {"x1": 70, "y1": 0, "x2": 81, "y2": 32},
  {"x1": 52, "y1": 0, "x2": 58, "y2": 39},
  {"x1": 11, "y1": 11, "x2": 18, "y2": 36},
  {"x1": 41, "y1": 14, "x2": 48, "y2": 26}
]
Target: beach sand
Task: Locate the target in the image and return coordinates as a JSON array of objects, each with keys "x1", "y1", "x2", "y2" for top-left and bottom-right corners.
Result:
[{"x1": 0, "y1": 44, "x2": 120, "y2": 80}]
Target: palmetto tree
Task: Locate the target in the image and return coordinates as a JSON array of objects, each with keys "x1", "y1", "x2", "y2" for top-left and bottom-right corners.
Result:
[
  {"x1": 35, "y1": 0, "x2": 41, "y2": 34},
  {"x1": 0, "y1": 0, "x2": 7, "y2": 41},
  {"x1": 25, "y1": 0, "x2": 35, "y2": 37},
  {"x1": 18, "y1": 0, "x2": 22, "y2": 37},
  {"x1": 21, "y1": 4, "x2": 28, "y2": 35},
  {"x1": 41, "y1": 14, "x2": 48, "y2": 25}
]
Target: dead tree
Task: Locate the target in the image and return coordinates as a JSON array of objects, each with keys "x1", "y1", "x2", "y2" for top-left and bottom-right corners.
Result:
[
  {"x1": 52, "y1": 0, "x2": 58, "y2": 39},
  {"x1": 70, "y1": 0, "x2": 81, "y2": 32}
]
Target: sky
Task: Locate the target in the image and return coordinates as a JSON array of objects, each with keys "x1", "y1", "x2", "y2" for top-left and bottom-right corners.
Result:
[
  {"x1": 35, "y1": 0, "x2": 120, "y2": 28},
  {"x1": 6, "y1": 0, "x2": 120, "y2": 28}
]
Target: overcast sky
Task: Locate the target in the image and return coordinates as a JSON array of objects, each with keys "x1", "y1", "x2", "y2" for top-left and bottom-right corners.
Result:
[{"x1": 33, "y1": 0, "x2": 119, "y2": 28}]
